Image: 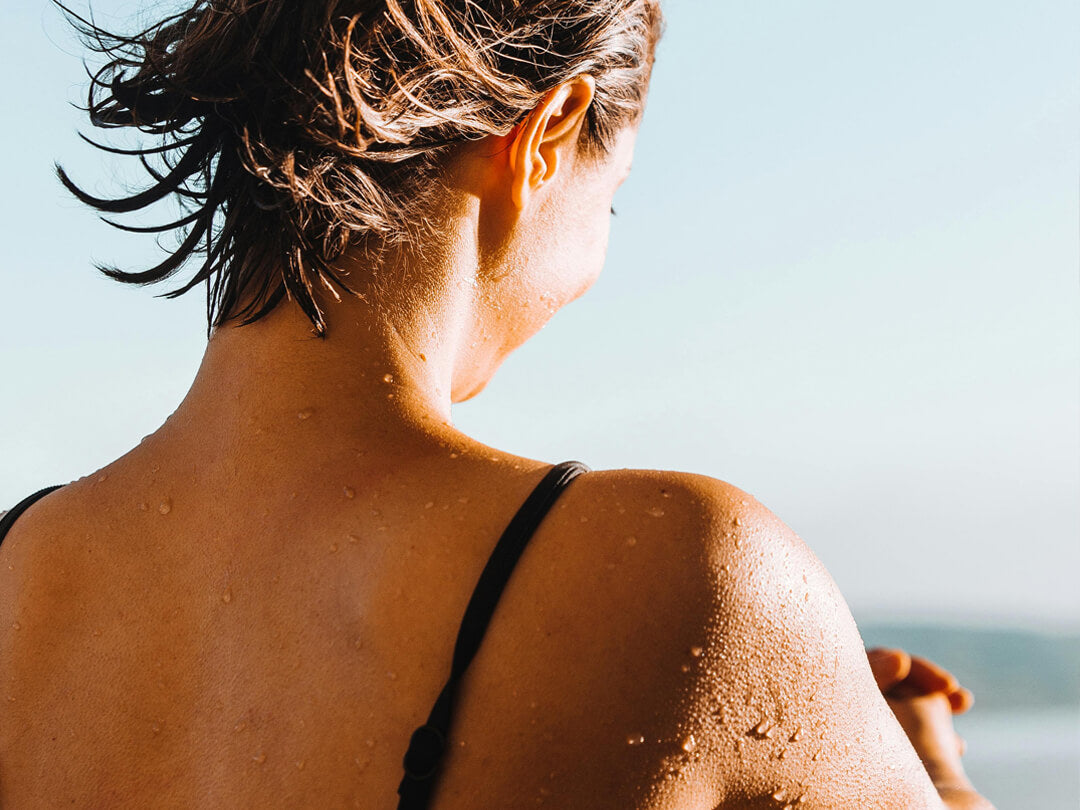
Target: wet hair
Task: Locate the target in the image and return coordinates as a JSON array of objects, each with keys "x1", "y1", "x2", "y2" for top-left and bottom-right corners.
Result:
[{"x1": 57, "y1": 0, "x2": 664, "y2": 335}]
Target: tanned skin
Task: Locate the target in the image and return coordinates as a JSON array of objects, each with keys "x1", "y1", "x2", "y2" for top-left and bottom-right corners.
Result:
[{"x1": 0, "y1": 77, "x2": 991, "y2": 809}]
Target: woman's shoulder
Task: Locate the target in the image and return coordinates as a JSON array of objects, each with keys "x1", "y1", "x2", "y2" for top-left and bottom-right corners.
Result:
[
  {"x1": 496, "y1": 466, "x2": 943, "y2": 807},
  {"x1": 547, "y1": 465, "x2": 810, "y2": 579},
  {"x1": 542, "y1": 463, "x2": 838, "y2": 623},
  {"x1": 536, "y1": 465, "x2": 820, "y2": 633}
]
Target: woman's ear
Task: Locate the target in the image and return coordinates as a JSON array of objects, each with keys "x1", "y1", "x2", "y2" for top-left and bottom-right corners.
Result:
[{"x1": 508, "y1": 76, "x2": 596, "y2": 211}]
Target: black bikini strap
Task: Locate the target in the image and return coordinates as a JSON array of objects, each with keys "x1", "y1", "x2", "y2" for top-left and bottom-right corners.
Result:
[
  {"x1": 397, "y1": 460, "x2": 590, "y2": 809},
  {"x1": 0, "y1": 486, "x2": 63, "y2": 547}
]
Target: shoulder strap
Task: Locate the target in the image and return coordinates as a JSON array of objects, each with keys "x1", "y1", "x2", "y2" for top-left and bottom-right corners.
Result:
[
  {"x1": 397, "y1": 460, "x2": 590, "y2": 809},
  {"x1": 0, "y1": 486, "x2": 63, "y2": 548}
]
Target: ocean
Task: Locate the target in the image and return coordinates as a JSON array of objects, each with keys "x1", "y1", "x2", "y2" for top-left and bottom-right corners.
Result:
[{"x1": 955, "y1": 707, "x2": 1079, "y2": 809}]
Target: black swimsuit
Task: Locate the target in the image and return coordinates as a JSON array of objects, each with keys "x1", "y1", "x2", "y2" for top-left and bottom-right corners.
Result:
[{"x1": 0, "y1": 461, "x2": 590, "y2": 810}]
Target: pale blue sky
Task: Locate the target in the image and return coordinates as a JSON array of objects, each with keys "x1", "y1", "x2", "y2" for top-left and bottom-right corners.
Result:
[{"x1": 1, "y1": 1, "x2": 1077, "y2": 628}]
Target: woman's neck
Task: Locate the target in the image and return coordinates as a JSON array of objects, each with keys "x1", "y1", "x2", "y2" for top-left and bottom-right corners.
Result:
[{"x1": 153, "y1": 243, "x2": 501, "y2": 469}]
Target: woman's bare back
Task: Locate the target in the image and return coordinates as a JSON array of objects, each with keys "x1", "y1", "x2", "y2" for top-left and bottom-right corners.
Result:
[
  {"x1": 1, "y1": 433, "x2": 950, "y2": 809},
  {"x1": 0, "y1": 442, "x2": 703, "y2": 808}
]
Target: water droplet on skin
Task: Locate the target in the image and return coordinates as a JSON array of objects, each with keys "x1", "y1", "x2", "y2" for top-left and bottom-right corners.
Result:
[
  {"x1": 295, "y1": 760, "x2": 305, "y2": 770},
  {"x1": 329, "y1": 543, "x2": 339, "y2": 553},
  {"x1": 253, "y1": 752, "x2": 266, "y2": 764},
  {"x1": 234, "y1": 722, "x2": 246, "y2": 733},
  {"x1": 661, "y1": 490, "x2": 671, "y2": 499},
  {"x1": 97, "y1": 474, "x2": 108, "y2": 483},
  {"x1": 365, "y1": 739, "x2": 375, "y2": 748},
  {"x1": 158, "y1": 499, "x2": 172, "y2": 515},
  {"x1": 11, "y1": 622, "x2": 20, "y2": 631},
  {"x1": 151, "y1": 723, "x2": 162, "y2": 735},
  {"x1": 6, "y1": 696, "x2": 15, "y2": 703},
  {"x1": 424, "y1": 501, "x2": 434, "y2": 509},
  {"x1": 297, "y1": 409, "x2": 313, "y2": 420},
  {"x1": 138, "y1": 502, "x2": 148, "y2": 512},
  {"x1": 92, "y1": 629, "x2": 102, "y2": 637},
  {"x1": 772, "y1": 790, "x2": 786, "y2": 802},
  {"x1": 449, "y1": 452, "x2": 459, "y2": 459},
  {"x1": 690, "y1": 646, "x2": 703, "y2": 658},
  {"x1": 579, "y1": 516, "x2": 588, "y2": 523},
  {"x1": 387, "y1": 671, "x2": 397, "y2": 681},
  {"x1": 790, "y1": 727, "x2": 803, "y2": 742},
  {"x1": 348, "y1": 534, "x2": 359, "y2": 544},
  {"x1": 626, "y1": 536, "x2": 637, "y2": 547},
  {"x1": 343, "y1": 486, "x2": 355, "y2": 499},
  {"x1": 680, "y1": 663, "x2": 691, "y2": 673},
  {"x1": 647, "y1": 507, "x2": 665, "y2": 518},
  {"x1": 627, "y1": 734, "x2": 645, "y2": 746},
  {"x1": 354, "y1": 637, "x2": 363, "y2": 650},
  {"x1": 458, "y1": 497, "x2": 469, "y2": 505},
  {"x1": 221, "y1": 588, "x2": 233, "y2": 604},
  {"x1": 750, "y1": 719, "x2": 774, "y2": 739},
  {"x1": 383, "y1": 373, "x2": 394, "y2": 383},
  {"x1": 812, "y1": 749, "x2": 822, "y2": 761},
  {"x1": 733, "y1": 517, "x2": 742, "y2": 527},
  {"x1": 681, "y1": 735, "x2": 696, "y2": 753}
]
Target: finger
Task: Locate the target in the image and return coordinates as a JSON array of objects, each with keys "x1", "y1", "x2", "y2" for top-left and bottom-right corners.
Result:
[
  {"x1": 867, "y1": 648, "x2": 912, "y2": 691},
  {"x1": 905, "y1": 655, "x2": 959, "y2": 694},
  {"x1": 948, "y1": 687, "x2": 974, "y2": 715}
]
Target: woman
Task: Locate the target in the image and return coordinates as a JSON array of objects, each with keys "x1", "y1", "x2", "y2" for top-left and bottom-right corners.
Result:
[{"x1": 0, "y1": 1, "x2": 993, "y2": 807}]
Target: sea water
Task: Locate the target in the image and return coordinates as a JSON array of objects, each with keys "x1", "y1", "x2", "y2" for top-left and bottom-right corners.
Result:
[{"x1": 955, "y1": 707, "x2": 1079, "y2": 809}]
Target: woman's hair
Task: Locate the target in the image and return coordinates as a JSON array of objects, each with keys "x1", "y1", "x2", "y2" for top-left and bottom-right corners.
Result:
[{"x1": 58, "y1": 0, "x2": 664, "y2": 335}]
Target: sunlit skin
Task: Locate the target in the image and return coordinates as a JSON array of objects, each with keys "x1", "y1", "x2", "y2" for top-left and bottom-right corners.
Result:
[{"x1": 0, "y1": 77, "x2": 990, "y2": 809}]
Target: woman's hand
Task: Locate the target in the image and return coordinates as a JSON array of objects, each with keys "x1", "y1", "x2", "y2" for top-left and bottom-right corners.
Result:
[
  {"x1": 867, "y1": 647, "x2": 973, "y2": 714},
  {"x1": 866, "y1": 648, "x2": 993, "y2": 808}
]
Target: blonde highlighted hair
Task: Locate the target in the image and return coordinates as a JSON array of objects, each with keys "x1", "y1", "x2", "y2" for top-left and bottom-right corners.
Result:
[{"x1": 58, "y1": 0, "x2": 664, "y2": 334}]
